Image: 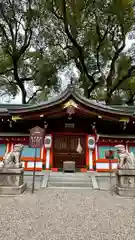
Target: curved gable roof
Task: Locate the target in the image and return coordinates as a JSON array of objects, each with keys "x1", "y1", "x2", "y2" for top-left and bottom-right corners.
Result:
[{"x1": 0, "y1": 84, "x2": 134, "y2": 117}]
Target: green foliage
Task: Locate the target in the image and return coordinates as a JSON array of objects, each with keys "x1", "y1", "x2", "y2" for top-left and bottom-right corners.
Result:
[
  {"x1": 0, "y1": 0, "x2": 66, "y2": 103},
  {"x1": 45, "y1": 0, "x2": 135, "y2": 104},
  {"x1": 0, "y1": 0, "x2": 135, "y2": 105},
  {"x1": 128, "y1": 76, "x2": 135, "y2": 91}
]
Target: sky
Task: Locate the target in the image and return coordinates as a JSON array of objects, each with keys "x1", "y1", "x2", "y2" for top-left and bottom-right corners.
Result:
[{"x1": 8, "y1": 38, "x2": 135, "y2": 104}]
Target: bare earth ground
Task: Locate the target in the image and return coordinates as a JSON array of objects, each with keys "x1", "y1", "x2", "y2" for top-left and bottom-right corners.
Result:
[{"x1": 0, "y1": 186, "x2": 135, "y2": 240}]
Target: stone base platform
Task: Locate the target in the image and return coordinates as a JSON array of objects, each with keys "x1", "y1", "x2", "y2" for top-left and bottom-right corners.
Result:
[
  {"x1": 116, "y1": 169, "x2": 135, "y2": 197},
  {"x1": 0, "y1": 183, "x2": 27, "y2": 195},
  {"x1": 0, "y1": 167, "x2": 27, "y2": 195}
]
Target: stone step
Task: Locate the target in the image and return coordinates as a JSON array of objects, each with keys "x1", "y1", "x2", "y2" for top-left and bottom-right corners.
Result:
[
  {"x1": 47, "y1": 181, "x2": 93, "y2": 188},
  {"x1": 49, "y1": 176, "x2": 92, "y2": 183},
  {"x1": 49, "y1": 172, "x2": 90, "y2": 177},
  {"x1": 47, "y1": 173, "x2": 93, "y2": 188},
  {"x1": 48, "y1": 187, "x2": 93, "y2": 190}
]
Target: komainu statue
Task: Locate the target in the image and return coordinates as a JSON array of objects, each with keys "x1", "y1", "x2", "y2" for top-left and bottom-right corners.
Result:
[
  {"x1": 3, "y1": 144, "x2": 24, "y2": 168},
  {"x1": 114, "y1": 145, "x2": 135, "y2": 169}
]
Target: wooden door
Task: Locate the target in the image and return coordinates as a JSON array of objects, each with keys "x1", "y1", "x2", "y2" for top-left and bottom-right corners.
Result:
[{"x1": 53, "y1": 134, "x2": 86, "y2": 169}]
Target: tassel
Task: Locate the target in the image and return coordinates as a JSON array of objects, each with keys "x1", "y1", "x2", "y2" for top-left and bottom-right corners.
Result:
[{"x1": 76, "y1": 138, "x2": 83, "y2": 154}]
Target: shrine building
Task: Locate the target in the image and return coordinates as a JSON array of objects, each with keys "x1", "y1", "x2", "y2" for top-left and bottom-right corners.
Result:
[{"x1": 0, "y1": 84, "x2": 135, "y2": 172}]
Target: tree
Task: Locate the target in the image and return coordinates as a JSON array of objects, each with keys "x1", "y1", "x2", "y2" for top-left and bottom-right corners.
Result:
[
  {"x1": 45, "y1": 0, "x2": 135, "y2": 104},
  {"x1": 1, "y1": 0, "x2": 135, "y2": 105},
  {"x1": 0, "y1": 0, "x2": 66, "y2": 103}
]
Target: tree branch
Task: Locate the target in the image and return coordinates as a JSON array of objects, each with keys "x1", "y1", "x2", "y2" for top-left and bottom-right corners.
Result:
[
  {"x1": 61, "y1": 0, "x2": 96, "y2": 87},
  {"x1": 106, "y1": 25, "x2": 126, "y2": 89},
  {"x1": 126, "y1": 89, "x2": 135, "y2": 105},
  {"x1": 20, "y1": 77, "x2": 33, "y2": 82},
  {"x1": 19, "y1": 29, "x2": 32, "y2": 57},
  {"x1": 0, "y1": 68, "x2": 14, "y2": 75},
  {"x1": 0, "y1": 4, "x2": 15, "y2": 50},
  {"x1": 51, "y1": 2, "x2": 63, "y2": 21},
  {"x1": 12, "y1": 59, "x2": 27, "y2": 104},
  {"x1": 27, "y1": 87, "x2": 43, "y2": 103},
  {"x1": 8, "y1": 0, "x2": 18, "y2": 46},
  {"x1": 95, "y1": 15, "x2": 111, "y2": 73},
  {"x1": 106, "y1": 65, "x2": 135, "y2": 103},
  {"x1": 87, "y1": 82, "x2": 99, "y2": 98},
  {"x1": 0, "y1": 24, "x2": 12, "y2": 56}
]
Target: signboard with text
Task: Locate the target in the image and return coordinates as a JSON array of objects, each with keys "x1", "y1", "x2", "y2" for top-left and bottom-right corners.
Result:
[{"x1": 29, "y1": 126, "x2": 44, "y2": 148}]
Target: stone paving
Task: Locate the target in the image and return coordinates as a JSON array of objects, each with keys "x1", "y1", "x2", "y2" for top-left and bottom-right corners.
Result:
[
  {"x1": 96, "y1": 176, "x2": 116, "y2": 190},
  {"x1": 0, "y1": 186, "x2": 135, "y2": 240}
]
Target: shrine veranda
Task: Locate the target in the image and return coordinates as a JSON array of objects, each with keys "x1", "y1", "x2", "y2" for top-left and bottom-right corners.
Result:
[{"x1": 0, "y1": 84, "x2": 135, "y2": 172}]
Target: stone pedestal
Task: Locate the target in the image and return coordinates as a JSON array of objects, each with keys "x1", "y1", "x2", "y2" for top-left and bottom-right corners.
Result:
[
  {"x1": 116, "y1": 169, "x2": 135, "y2": 197},
  {"x1": 0, "y1": 167, "x2": 27, "y2": 195},
  {"x1": 63, "y1": 161, "x2": 75, "y2": 172}
]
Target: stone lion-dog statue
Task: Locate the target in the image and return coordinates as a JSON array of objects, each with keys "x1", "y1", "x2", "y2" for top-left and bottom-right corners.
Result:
[
  {"x1": 114, "y1": 144, "x2": 135, "y2": 169},
  {"x1": 114, "y1": 144, "x2": 135, "y2": 185},
  {"x1": 3, "y1": 144, "x2": 24, "y2": 168}
]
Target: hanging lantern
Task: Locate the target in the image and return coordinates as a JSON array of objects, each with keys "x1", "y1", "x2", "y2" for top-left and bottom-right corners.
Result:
[{"x1": 88, "y1": 136, "x2": 95, "y2": 150}]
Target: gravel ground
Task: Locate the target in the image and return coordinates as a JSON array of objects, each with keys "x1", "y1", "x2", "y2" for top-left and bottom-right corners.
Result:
[{"x1": 0, "y1": 189, "x2": 135, "y2": 240}]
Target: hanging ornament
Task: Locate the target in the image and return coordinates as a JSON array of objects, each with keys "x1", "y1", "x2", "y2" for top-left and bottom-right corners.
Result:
[
  {"x1": 66, "y1": 106, "x2": 75, "y2": 120},
  {"x1": 91, "y1": 122, "x2": 99, "y2": 143},
  {"x1": 63, "y1": 100, "x2": 78, "y2": 109},
  {"x1": 44, "y1": 121, "x2": 48, "y2": 130},
  {"x1": 9, "y1": 120, "x2": 12, "y2": 128},
  {"x1": 76, "y1": 138, "x2": 83, "y2": 154},
  {"x1": 67, "y1": 105, "x2": 75, "y2": 115},
  {"x1": 119, "y1": 118, "x2": 129, "y2": 130},
  {"x1": 96, "y1": 134, "x2": 99, "y2": 143},
  {"x1": 63, "y1": 100, "x2": 78, "y2": 119},
  {"x1": 123, "y1": 122, "x2": 127, "y2": 130},
  {"x1": 91, "y1": 122, "x2": 97, "y2": 134}
]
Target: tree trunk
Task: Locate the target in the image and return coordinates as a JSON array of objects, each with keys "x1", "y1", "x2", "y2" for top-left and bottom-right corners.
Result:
[
  {"x1": 13, "y1": 59, "x2": 27, "y2": 104},
  {"x1": 21, "y1": 88, "x2": 27, "y2": 104},
  {"x1": 105, "y1": 95, "x2": 111, "y2": 105},
  {"x1": 105, "y1": 79, "x2": 113, "y2": 105},
  {"x1": 84, "y1": 87, "x2": 89, "y2": 98}
]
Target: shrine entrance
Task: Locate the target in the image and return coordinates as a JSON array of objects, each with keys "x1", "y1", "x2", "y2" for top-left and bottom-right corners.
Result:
[{"x1": 53, "y1": 133, "x2": 86, "y2": 169}]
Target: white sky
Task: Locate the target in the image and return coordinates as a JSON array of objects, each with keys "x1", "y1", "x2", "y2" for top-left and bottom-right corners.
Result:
[{"x1": 9, "y1": 38, "x2": 135, "y2": 104}]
